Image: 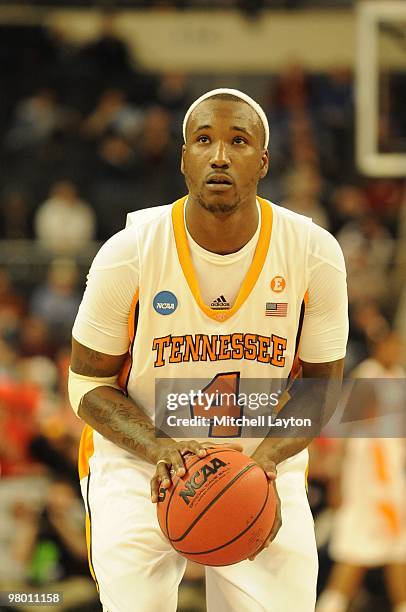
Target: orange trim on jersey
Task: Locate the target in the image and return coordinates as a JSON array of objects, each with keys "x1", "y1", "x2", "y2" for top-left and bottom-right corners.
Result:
[
  {"x1": 172, "y1": 195, "x2": 273, "y2": 322},
  {"x1": 304, "y1": 289, "x2": 309, "y2": 305},
  {"x1": 118, "y1": 289, "x2": 139, "y2": 392},
  {"x1": 78, "y1": 424, "x2": 94, "y2": 480}
]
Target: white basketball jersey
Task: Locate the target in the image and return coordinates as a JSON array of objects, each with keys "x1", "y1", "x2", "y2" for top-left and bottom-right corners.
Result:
[{"x1": 84, "y1": 196, "x2": 312, "y2": 468}]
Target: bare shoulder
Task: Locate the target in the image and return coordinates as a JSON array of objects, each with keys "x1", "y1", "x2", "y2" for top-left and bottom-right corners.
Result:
[{"x1": 70, "y1": 338, "x2": 127, "y2": 377}]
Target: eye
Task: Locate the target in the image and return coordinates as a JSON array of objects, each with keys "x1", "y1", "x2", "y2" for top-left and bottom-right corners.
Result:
[
  {"x1": 197, "y1": 135, "x2": 210, "y2": 143},
  {"x1": 233, "y1": 136, "x2": 247, "y2": 144}
]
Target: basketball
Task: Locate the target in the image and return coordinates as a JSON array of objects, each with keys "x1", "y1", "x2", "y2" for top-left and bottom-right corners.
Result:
[{"x1": 156, "y1": 447, "x2": 277, "y2": 566}]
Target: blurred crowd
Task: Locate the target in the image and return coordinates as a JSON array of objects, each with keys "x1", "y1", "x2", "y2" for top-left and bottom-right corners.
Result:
[
  {"x1": 0, "y1": 1, "x2": 353, "y2": 9},
  {"x1": 0, "y1": 16, "x2": 405, "y2": 612}
]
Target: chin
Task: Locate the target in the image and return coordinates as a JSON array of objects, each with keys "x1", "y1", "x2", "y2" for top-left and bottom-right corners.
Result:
[{"x1": 197, "y1": 194, "x2": 239, "y2": 214}]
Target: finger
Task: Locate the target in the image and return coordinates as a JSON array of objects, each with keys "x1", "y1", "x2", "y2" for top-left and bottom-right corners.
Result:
[
  {"x1": 265, "y1": 470, "x2": 277, "y2": 481},
  {"x1": 267, "y1": 487, "x2": 282, "y2": 542},
  {"x1": 267, "y1": 515, "x2": 282, "y2": 543},
  {"x1": 247, "y1": 526, "x2": 273, "y2": 561},
  {"x1": 260, "y1": 461, "x2": 277, "y2": 481},
  {"x1": 180, "y1": 441, "x2": 207, "y2": 459},
  {"x1": 248, "y1": 545, "x2": 263, "y2": 561},
  {"x1": 248, "y1": 546, "x2": 260, "y2": 561},
  {"x1": 168, "y1": 450, "x2": 187, "y2": 477},
  {"x1": 264, "y1": 464, "x2": 277, "y2": 480},
  {"x1": 155, "y1": 460, "x2": 172, "y2": 487},
  {"x1": 247, "y1": 532, "x2": 269, "y2": 561},
  {"x1": 150, "y1": 475, "x2": 164, "y2": 503},
  {"x1": 251, "y1": 455, "x2": 277, "y2": 481},
  {"x1": 248, "y1": 488, "x2": 281, "y2": 559}
]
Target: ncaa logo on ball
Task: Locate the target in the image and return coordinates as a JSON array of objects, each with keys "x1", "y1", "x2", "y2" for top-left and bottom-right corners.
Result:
[
  {"x1": 153, "y1": 291, "x2": 178, "y2": 315},
  {"x1": 179, "y1": 457, "x2": 227, "y2": 506}
]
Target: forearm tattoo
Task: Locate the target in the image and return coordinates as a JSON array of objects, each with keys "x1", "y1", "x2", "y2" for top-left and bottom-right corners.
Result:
[{"x1": 79, "y1": 387, "x2": 157, "y2": 461}]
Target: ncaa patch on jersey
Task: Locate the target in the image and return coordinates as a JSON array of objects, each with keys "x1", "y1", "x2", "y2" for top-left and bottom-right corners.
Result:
[{"x1": 153, "y1": 291, "x2": 178, "y2": 315}]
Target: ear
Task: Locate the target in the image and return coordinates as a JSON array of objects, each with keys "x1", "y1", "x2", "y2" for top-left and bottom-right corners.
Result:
[
  {"x1": 180, "y1": 144, "x2": 186, "y2": 175},
  {"x1": 259, "y1": 150, "x2": 269, "y2": 179}
]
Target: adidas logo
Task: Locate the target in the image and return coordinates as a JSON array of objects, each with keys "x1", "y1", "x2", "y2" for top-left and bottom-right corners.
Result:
[{"x1": 210, "y1": 295, "x2": 230, "y2": 310}]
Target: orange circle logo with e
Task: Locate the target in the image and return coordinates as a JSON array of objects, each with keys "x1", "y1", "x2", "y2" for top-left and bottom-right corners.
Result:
[{"x1": 271, "y1": 276, "x2": 286, "y2": 293}]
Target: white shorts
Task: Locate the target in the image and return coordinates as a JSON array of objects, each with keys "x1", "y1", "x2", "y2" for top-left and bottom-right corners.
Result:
[
  {"x1": 329, "y1": 438, "x2": 406, "y2": 566},
  {"x1": 80, "y1": 450, "x2": 317, "y2": 612}
]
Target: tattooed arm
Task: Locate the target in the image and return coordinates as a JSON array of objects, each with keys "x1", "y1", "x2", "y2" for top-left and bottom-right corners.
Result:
[
  {"x1": 71, "y1": 337, "x2": 159, "y2": 457},
  {"x1": 70, "y1": 338, "x2": 215, "y2": 501}
]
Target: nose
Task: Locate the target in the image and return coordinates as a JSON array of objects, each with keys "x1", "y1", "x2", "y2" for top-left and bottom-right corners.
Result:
[{"x1": 210, "y1": 140, "x2": 230, "y2": 169}]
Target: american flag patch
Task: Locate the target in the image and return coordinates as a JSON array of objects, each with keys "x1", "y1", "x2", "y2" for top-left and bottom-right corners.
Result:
[{"x1": 265, "y1": 302, "x2": 288, "y2": 317}]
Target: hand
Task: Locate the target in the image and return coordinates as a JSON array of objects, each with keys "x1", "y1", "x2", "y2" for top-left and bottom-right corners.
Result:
[
  {"x1": 150, "y1": 440, "x2": 243, "y2": 503},
  {"x1": 247, "y1": 455, "x2": 282, "y2": 561}
]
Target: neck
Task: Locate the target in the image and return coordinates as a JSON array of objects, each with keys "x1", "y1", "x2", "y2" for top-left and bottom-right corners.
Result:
[{"x1": 185, "y1": 195, "x2": 259, "y2": 255}]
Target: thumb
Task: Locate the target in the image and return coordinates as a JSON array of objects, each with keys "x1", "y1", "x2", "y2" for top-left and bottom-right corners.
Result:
[{"x1": 258, "y1": 459, "x2": 277, "y2": 481}]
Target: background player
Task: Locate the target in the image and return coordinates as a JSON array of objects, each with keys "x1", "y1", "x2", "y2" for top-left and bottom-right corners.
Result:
[{"x1": 316, "y1": 330, "x2": 406, "y2": 612}]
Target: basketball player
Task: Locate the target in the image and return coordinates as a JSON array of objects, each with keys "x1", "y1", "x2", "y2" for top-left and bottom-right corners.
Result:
[
  {"x1": 69, "y1": 88, "x2": 348, "y2": 612},
  {"x1": 316, "y1": 331, "x2": 406, "y2": 612}
]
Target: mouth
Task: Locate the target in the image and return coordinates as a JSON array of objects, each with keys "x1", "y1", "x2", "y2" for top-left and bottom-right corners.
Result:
[
  {"x1": 205, "y1": 174, "x2": 233, "y2": 191},
  {"x1": 206, "y1": 174, "x2": 233, "y2": 185}
]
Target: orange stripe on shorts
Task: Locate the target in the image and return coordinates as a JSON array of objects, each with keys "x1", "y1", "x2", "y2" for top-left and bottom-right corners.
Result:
[{"x1": 85, "y1": 512, "x2": 98, "y2": 588}]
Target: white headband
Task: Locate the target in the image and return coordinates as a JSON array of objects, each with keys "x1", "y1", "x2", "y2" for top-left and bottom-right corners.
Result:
[{"x1": 182, "y1": 88, "x2": 269, "y2": 149}]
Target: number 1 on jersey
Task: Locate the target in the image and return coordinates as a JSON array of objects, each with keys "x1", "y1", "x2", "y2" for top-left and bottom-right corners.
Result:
[{"x1": 190, "y1": 372, "x2": 243, "y2": 437}]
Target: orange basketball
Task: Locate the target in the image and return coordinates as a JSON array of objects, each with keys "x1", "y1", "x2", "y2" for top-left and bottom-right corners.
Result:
[{"x1": 156, "y1": 447, "x2": 276, "y2": 566}]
